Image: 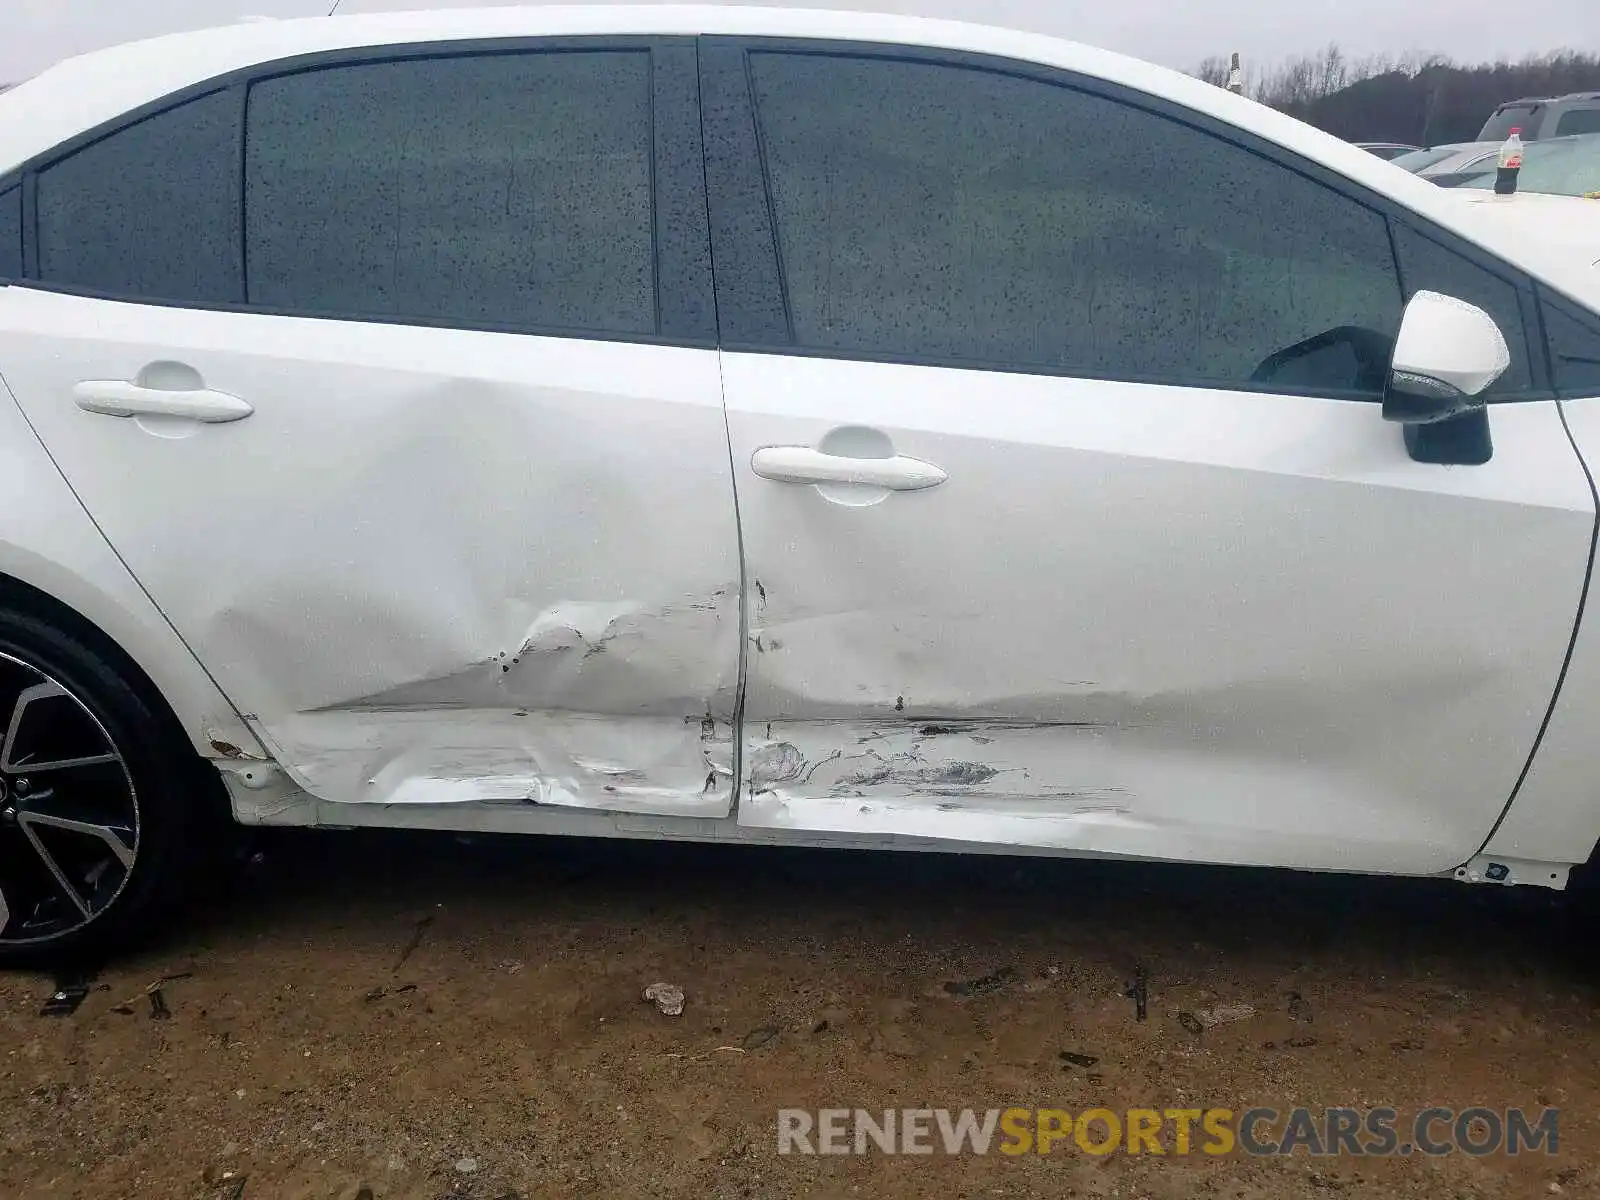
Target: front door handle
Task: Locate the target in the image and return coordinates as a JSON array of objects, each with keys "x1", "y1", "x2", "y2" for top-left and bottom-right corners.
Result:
[
  {"x1": 73, "y1": 380, "x2": 254, "y2": 423},
  {"x1": 750, "y1": 446, "x2": 948, "y2": 491}
]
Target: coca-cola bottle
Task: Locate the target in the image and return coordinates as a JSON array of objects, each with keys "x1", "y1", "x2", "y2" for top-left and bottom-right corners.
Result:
[{"x1": 1494, "y1": 127, "x2": 1524, "y2": 196}]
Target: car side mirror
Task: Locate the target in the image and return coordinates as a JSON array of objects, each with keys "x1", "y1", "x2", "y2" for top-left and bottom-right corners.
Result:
[{"x1": 1383, "y1": 290, "x2": 1510, "y2": 425}]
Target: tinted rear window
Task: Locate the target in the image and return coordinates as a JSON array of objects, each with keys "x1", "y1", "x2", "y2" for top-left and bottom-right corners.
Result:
[
  {"x1": 244, "y1": 50, "x2": 656, "y2": 335},
  {"x1": 1479, "y1": 104, "x2": 1541, "y2": 141},
  {"x1": 35, "y1": 89, "x2": 241, "y2": 302}
]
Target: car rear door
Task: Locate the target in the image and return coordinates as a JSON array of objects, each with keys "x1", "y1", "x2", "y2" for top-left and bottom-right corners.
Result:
[
  {"x1": 700, "y1": 38, "x2": 1594, "y2": 874},
  {"x1": 0, "y1": 39, "x2": 744, "y2": 817}
]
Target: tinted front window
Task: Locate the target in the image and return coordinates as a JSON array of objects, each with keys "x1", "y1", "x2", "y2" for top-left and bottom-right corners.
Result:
[
  {"x1": 0, "y1": 185, "x2": 19, "y2": 279},
  {"x1": 747, "y1": 53, "x2": 1402, "y2": 394},
  {"x1": 1392, "y1": 225, "x2": 1533, "y2": 396},
  {"x1": 35, "y1": 89, "x2": 241, "y2": 302},
  {"x1": 1545, "y1": 295, "x2": 1600, "y2": 397},
  {"x1": 245, "y1": 51, "x2": 655, "y2": 335}
]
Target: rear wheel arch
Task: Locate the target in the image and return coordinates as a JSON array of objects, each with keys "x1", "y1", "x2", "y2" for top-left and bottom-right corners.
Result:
[
  {"x1": 0, "y1": 570, "x2": 232, "y2": 813},
  {"x1": 0, "y1": 572, "x2": 236, "y2": 962}
]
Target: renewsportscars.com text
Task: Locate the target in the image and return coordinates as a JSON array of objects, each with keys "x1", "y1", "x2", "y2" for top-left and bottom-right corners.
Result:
[{"x1": 776, "y1": 1106, "x2": 1559, "y2": 1157}]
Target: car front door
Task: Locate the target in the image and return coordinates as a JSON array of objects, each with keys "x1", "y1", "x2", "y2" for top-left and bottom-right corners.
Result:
[
  {"x1": 0, "y1": 40, "x2": 744, "y2": 816},
  {"x1": 700, "y1": 39, "x2": 1594, "y2": 874}
]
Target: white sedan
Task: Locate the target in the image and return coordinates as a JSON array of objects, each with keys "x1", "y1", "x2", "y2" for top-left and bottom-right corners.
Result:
[
  {"x1": 1, "y1": 6, "x2": 1600, "y2": 961},
  {"x1": 1390, "y1": 141, "x2": 1502, "y2": 179}
]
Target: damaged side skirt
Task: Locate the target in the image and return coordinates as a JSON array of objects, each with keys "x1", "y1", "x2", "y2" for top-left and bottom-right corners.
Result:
[
  {"x1": 247, "y1": 707, "x2": 736, "y2": 818},
  {"x1": 733, "y1": 717, "x2": 1473, "y2": 873}
]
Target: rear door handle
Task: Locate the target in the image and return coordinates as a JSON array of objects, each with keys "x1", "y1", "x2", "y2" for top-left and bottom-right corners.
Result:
[
  {"x1": 750, "y1": 446, "x2": 947, "y2": 491},
  {"x1": 73, "y1": 380, "x2": 254, "y2": 423}
]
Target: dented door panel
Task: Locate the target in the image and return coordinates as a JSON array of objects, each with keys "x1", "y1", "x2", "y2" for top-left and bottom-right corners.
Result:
[
  {"x1": 725, "y1": 352, "x2": 1592, "y2": 874},
  {"x1": 0, "y1": 289, "x2": 741, "y2": 815}
]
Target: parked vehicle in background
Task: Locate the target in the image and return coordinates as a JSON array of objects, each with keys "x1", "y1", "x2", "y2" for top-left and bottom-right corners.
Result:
[
  {"x1": 1, "y1": 7, "x2": 1600, "y2": 963},
  {"x1": 1355, "y1": 141, "x2": 1420, "y2": 160},
  {"x1": 1391, "y1": 141, "x2": 1500, "y2": 178},
  {"x1": 1479, "y1": 93, "x2": 1600, "y2": 141},
  {"x1": 1390, "y1": 143, "x2": 1473, "y2": 172},
  {"x1": 1433, "y1": 133, "x2": 1600, "y2": 195}
]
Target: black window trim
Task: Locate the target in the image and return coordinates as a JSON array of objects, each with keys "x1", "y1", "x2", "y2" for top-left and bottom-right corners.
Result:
[
  {"x1": 19, "y1": 172, "x2": 37, "y2": 280},
  {"x1": 0, "y1": 35, "x2": 718, "y2": 350},
  {"x1": 0, "y1": 183, "x2": 21, "y2": 281},
  {"x1": 1539, "y1": 282, "x2": 1600, "y2": 400},
  {"x1": 232, "y1": 81, "x2": 250, "y2": 304},
  {"x1": 699, "y1": 35, "x2": 1555, "y2": 402}
]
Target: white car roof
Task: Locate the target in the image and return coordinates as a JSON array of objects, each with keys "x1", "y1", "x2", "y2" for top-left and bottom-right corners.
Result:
[{"x1": 0, "y1": 5, "x2": 1596, "y2": 305}]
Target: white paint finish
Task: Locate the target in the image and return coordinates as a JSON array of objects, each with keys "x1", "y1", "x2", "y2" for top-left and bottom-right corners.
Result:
[
  {"x1": 738, "y1": 722, "x2": 1457, "y2": 873},
  {"x1": 0, "y1": 287, "x2": 740, "y2": 814},
  {"x1": 749, "y1": 445, "x2": 949, "y2": 491},
  {"x1": 0, "y1": 361, "x2": 261, "y2": 759},
  {"x1": 1391, "y1": 291, "x2": 1511, "y2": 398},
  {"x1": 1, "y1": 6, "x2": 1597, "y2": 307},
  {"x1": 1440, "y1": 192, "x2": 1600, "y2": 298},
  {"x1": 724, "y1": 351, "x2": 1592, "y2": 874},
  {"x1": 218, "y1": 763, "x2": 1575, "y2": 888},
  {"x1": 73, "y1": 378, "x2": 254, "y2": 422},
  {"x1": 1, "y1": 5, "x2": 1599, "y2": 877},
  {"x1": 1485, "y1": 394, "x2": 1600, "y2": 863},
  {"x1": 250, "y1": 708, "x2": 734, "y2": 815}
]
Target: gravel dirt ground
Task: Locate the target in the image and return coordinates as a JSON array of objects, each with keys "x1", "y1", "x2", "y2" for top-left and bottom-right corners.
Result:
[{"x1": 1, "y1": 830, "x2": 1597, "y2": 1200}]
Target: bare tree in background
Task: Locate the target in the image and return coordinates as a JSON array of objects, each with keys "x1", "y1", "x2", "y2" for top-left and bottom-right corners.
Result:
[
  {"x1": 1193, "y1": 45, "x2": 1600, "y2": 143},
  {"x1": 1315, "y1": 44, "x2": 1348, "y2": 99},
  {"x1": 1197, "y1": 53, "x2": 1259, "y2": 98},
  {"x1": 1196, "y1": 55, "x2": 1230, "y2": 88}
]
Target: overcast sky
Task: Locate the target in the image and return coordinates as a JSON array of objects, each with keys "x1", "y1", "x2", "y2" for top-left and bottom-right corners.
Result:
[{"x1": 4, "y1": 0, "x2": 1598, "y2": 82}]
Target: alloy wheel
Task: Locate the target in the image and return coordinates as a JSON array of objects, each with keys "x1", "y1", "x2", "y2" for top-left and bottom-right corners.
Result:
[{"x1": 0, "y1": 649, "x2": 138, "y2": 946}]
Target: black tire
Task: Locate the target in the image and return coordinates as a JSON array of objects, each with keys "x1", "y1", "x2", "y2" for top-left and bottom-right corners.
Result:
[{"x1": 0, "y1": 606, "x2": 216, "y2": 967}]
